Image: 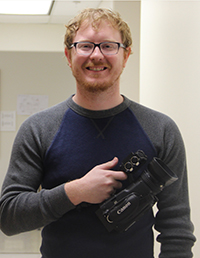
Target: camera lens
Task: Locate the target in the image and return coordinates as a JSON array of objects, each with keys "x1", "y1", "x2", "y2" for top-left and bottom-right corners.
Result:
[
  {"x1": 141, "y1": 158, "x2": 178, "y2": 194},
  {"x1": 148, "y1": 158, "x2": 178, "y2": 187}
]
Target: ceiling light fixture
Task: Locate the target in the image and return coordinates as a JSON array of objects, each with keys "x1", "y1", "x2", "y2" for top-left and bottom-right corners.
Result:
[{"x1": 0, "y1": 0, "x2": 54, "y2": 15}]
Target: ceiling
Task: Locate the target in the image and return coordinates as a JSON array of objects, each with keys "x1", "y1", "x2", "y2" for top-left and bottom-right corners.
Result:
[{"x1": 0, "y1": 0, "x2": 110, "y2": 24}]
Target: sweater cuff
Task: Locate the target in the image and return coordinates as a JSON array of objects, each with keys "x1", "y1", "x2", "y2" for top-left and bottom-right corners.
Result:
[{"x1": 43, "y1": 183, "x2": 76, "y2": 219}]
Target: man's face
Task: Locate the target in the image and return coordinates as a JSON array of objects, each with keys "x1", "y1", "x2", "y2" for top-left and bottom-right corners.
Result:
[{"x1": 66, "y1": 19, "x2": 130, "y2": 93}]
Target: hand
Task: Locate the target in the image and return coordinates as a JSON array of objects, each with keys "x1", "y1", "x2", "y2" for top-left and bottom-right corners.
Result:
[{"x1": 64, "y1": 157, "x2": 127, "y2": 205}]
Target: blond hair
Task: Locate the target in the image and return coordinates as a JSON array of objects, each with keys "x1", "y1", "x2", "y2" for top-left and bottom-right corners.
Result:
[{"x1": 64, "y1": 8, "x2": 132, "y2": 50}]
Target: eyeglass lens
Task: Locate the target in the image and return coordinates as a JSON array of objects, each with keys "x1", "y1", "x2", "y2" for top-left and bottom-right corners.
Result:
[{"x1": 76, "y1": 42, "x2": 119, "y2": 55}]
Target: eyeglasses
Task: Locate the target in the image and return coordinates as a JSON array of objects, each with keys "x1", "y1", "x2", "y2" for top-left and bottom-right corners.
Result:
[{"x1": 70, "y1": 41, "x2": 126, "y2": 56}]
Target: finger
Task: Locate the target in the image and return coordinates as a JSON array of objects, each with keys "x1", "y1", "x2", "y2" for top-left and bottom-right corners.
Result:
[
  {"x1": 113, "y1": 181, "x2": 123, "y2": 190},
  {"x1": 99, "y1": 157, "x2": 119, "y2": 170},
  {"x1": 113, "y1": 171, "x2": 127, "y2": 181}
]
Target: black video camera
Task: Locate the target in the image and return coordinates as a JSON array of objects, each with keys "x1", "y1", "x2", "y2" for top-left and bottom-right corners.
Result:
[{"x1": 96, "y1": 150, "x2": 178, "y2": 232}]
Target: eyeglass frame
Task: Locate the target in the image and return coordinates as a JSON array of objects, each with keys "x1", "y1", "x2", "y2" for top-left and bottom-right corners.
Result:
[{"x1": 69, "y1": 41, "x2": 127, "y2": 56}]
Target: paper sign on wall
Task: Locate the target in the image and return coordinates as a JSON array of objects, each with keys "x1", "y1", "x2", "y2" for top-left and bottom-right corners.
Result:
[
  {"x1": 0, "y1": 111, "x2": 16, "y2": 131},
  {"x1": 17, "y1": 95, "x2": 48, "y2": 115}
]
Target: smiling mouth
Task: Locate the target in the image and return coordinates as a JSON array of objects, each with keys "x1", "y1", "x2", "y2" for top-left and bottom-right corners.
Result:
[{"x1": 86, "y1": 67, "x2": 107, "y2": 71}]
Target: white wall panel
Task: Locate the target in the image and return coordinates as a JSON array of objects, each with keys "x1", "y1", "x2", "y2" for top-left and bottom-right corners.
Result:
[{"x1": 140, "y1": 1, "x2": 200, "y2": 256}]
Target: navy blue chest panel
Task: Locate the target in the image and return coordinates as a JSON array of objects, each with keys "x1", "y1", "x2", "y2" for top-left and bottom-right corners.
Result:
[{"x1": 42, "y1": 108, "x2": 156, "y2": 189}]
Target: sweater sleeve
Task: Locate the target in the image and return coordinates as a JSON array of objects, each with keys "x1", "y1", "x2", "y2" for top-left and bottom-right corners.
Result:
[
  {"x1": 154, "y1": 117, "x2": 196, "y2": 257},
  {"x1": 0, "y1": 108, "x2": 75, "y2": 236},
  {"x1": 130, "y1": 101, "x2": 196, "y2": 257}
]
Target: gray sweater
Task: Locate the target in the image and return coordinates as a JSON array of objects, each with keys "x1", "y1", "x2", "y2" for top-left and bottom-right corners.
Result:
[{"x1": 0, "y1": 96, "x2": 196, "y2": 257}]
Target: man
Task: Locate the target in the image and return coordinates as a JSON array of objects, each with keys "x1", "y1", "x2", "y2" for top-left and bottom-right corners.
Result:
[{"x1": 0, "y1": 8, "x2": 195, "y2": 258}]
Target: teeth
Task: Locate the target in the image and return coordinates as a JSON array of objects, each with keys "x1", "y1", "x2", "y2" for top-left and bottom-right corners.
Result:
[{"x1": 88, "y1": 67, "x2": 105, "y2": 71}]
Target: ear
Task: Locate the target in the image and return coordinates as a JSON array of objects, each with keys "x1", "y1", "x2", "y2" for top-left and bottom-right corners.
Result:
[
  {"x1": 64, "y1": 48, "x2": 72, "y2": 68},
  {"x1": 123, "y1": 47, "x2": 132, "y2": 68}
]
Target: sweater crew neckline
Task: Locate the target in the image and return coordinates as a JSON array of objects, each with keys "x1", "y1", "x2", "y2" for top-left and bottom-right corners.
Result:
[{"x1": 66, "y1": 95, "x2": 131, "y2": 119}]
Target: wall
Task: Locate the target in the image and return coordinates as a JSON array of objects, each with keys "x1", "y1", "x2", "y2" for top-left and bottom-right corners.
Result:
[
  {"x1": 0, "y1": 24, "x2": 65, "y2": 52},
  {"x1": 140, "y1": 1, "x2": 199, "y2": 257},
  {"x1": 0, "y1": 51, "x2": 75, "y2": 255},
  {"x1": 0, "y1": 1, "x2": 140, "y2": 256},
  {"x1": 114, "y1": 1, "x2": 140, "y2": 101}
]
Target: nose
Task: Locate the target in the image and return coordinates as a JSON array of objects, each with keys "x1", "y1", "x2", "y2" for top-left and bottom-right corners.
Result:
[{"x1": 90, "y1": 45, "x2": 104, "y2": 59}]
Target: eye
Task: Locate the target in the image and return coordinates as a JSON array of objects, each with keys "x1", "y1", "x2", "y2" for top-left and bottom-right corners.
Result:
[
  {"x1": 101, "y1": 42, "x2": 117, "y2": 51},
  {"x1": 78, "y1": 43, "x2": 93, "y2": 51}
]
